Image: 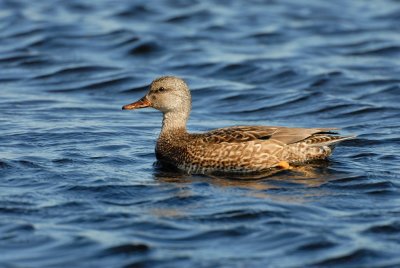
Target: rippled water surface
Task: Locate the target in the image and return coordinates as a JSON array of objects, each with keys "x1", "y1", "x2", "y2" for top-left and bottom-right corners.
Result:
[{"x1": 1, "y1": 0, "x2": 400, "y2": 267}]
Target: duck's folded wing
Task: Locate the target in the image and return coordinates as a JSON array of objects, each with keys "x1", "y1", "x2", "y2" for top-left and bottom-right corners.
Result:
[
  {"x1": 269, "y1": 127, "x2": 340, "y2": 144},
  {"x1": 197, "y1": 126, "x2": 278, "y2": 143},
  {"x1": 197, "y1": 126, "x2": 339, "y2": 144}
]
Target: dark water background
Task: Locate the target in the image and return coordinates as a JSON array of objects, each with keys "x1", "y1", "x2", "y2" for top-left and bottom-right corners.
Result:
[{"x1": 1, "y1": 0, "x2": 400, "y2": 267}]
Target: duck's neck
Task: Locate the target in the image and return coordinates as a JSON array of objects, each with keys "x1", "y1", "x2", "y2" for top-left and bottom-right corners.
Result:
[{"x1": 160, "y1": 111, "x2": 188, "y2": 137}]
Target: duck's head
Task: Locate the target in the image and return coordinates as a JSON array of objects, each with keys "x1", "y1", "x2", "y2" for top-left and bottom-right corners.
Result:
[{"x1": 122, "y1": 76, "x2": 191, "y2": 115}]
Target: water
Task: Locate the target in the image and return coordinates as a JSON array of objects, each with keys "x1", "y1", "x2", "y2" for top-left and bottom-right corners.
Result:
[{"x1": 1, "y1": 0, "x2": 400, "y2": 267}]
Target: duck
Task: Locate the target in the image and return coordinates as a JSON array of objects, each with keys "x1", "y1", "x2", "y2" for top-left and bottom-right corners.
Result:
[{"x1": 122, "y1": 76, "x2": 353, "y2": 175}]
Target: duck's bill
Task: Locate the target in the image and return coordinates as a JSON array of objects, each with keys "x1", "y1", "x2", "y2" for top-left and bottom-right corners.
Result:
[{"x1": 122, "y1": 97, "x2": 151, "y2": 110}]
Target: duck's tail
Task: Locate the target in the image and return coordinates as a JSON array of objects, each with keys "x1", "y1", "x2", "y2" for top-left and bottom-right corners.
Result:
[{"x1": 304, "y1": 134, "x2": 356, "y2": 147}]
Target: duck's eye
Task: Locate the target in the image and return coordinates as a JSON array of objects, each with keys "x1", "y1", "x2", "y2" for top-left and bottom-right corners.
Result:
[{"x1": 159, "y1": 87, "x2": 165, "y2": 92}]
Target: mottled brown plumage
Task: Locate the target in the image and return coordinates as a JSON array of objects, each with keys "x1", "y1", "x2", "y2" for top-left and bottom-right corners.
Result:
[{"x1": 122, "y1": 76, "x2": 353, "y2": 174}]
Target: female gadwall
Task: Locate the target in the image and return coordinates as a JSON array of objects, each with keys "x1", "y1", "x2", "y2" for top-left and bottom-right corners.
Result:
[{"x1": 123, "y1": 76, "x2": 352, "y2": 174}]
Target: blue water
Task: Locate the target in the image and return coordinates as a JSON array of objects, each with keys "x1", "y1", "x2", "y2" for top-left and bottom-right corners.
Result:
[{"x1": 1, "y1": 0, "x2": 400, "y2": 267}]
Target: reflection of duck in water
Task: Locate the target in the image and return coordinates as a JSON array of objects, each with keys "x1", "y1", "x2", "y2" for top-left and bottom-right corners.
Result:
[
  {"x1": 153, "y1": 160, "x2": 335, "y2": 200},
  {"x1": 123, "y1": 76, "x2": 353, "y2": 175}
]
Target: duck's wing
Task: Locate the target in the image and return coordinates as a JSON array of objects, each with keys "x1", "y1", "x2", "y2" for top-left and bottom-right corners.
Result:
[
  {"x1": 198, "y1": 126, "x2": 279, "y2": 143},
  {"x1": 196, "y1": 126, "x2": 341, "y2": 145},
  {"x1": 267, "y1": 127, "x2": 341, "y2": 144}
]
